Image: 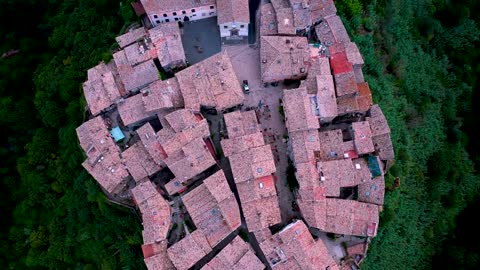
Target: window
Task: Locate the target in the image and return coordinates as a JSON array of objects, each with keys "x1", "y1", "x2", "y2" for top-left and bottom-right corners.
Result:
[
  {"x1": 191, "y1": 9, "x2": 196, "y2": 12},
  {"x1": 154, "y1": 15, "x2": 158, "y2": 18},
  {"x1": 175, "y1": 18, "x2": 179, "y2": 21},
  {"x1": 165, "y1": 19, "x2": 170, "y2": 22},
  {"x1": 240, "y1": 25, "x2": 245, "y2": 28},
  {"x1": 163, "y1": 14, "x2": 167, "y2": 17},
  {"x1": 224, "y1": 25, "x2": 228, "y2": 29},
  {"x1": 182, "y1": 10, "x2": 186, "y2": 14},
  {"x1": 156, "y1": 20, "x2": 161, "y2": 24},
  {"x1": 210, "y1": 5, "x2": 214, "y2": 9},
  {"x1": 173, "y1": 12, "x2": 177, "y2": 16}
]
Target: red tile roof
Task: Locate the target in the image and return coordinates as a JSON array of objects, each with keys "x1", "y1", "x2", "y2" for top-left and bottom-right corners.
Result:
[
  {"x1": 77, "y1": 116, "x2": 130, "y2": 194},
  {"x1": 83, "y1": 61, "x2": 126, "y2": 116},
  {"x1": 113, "y1": 49, "x2": 159, "y2": 93},
  {"x1": 167, "y1": 230, "x2": 213, "y2": 270},
  {"x1": 217, "y1": 0, "x2": 250, "y2": 24},
  {"x1": 229, "y1": 144, "x2": 277, "y2": 183},
  {"x1": 259, "y1": 220, "x2": 338, "y2": 269},
  {"x1": 221, "y1": 132, "x2": 265, "y2": 157},
  {"x1": 367, "y1": 104, "x2": 391, "y2": 137},
  {"x1": 317, "y1": 158, "x2": 366, "y2": 197},
  {"x1": 289, "y1": 130, "x2": 320, "y2": 164},
  {"x1": 122, "y1": 142, "x2": 161, "y2": 181},
  {"x1": 142, "y1": 77, "x2": 184, "y2": 113},
  {"x1": 224, "y1": 110, "x2": 261, "y2": 139},
  {"x1": 148, "y1": 22, "x2": 186, "y2": 70},
  {"x1": 143, "y1": 242, "x2": 174, "y2": 270},
  {"x1": 132, "y1": 181, "x2": 171, "y2": 244},
  {"x1": 283, "y1": 87, "x2": 321, "y2": 132},
  {"x1": 181, "y1": 170, "x2": 241, "y2": 247},
  {"x1": 357, "y1": 82, "x2": 373, "y2": 111},
  {"x1": 261, "y1": 36, "x2": 311, "y2": 83},
  {"x1": 137, "y1": 122, "x2": 168, "y2": 165},
  {"x1": 352, "y1": 121, "x2": 375, "y2": 155},
  {"x1": 315, "y1": 74, "x2": 338, "y2": 121},
  {"x1": 358, "y1": 175, "x2": 385, "y2": 206},
  {"x1": 315, "y1": 15, "x2": 350, "y2": 46},
  {"x1": 260, "y1": 3, "x2": 278, "y2": 36},
  {"x1": 116, "y1": 27, "x2": 147, "y2": 49},
  {"x1": 330, "y1": 51, "x2": 352, "y2": 75},
  {"x1": 118, "y1": 93, "x2": 156, "y2": 126},
  {"x1": 202, "y1": 236, "x2": 265, "y2": 270},
  {"x1": 337, "y1": 94, "x2": 360, "y2": 115},
  {"x1": 176, "y1": 50, "x2": 244, "y2": 111}
]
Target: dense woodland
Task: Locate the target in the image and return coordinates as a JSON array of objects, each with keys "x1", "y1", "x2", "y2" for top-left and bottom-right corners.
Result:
[{"x1": 0, "y1": 0, "x2": 479, "y2": 269}]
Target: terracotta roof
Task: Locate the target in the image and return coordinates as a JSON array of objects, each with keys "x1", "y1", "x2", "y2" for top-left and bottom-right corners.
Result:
[
  {"x1": 176, "y1": 50, "x2": 244, "y2": 111},
  {"x1": 289, "y1": 130, "x2": 320, "y2": 164},
  {"x1": 137, "y1": 122, "x2": 168, "y2": 165},
  {"x1": 317, "y1": 158, "x2": 367, "y2": 197},
  {"x1": 132, "y1": 181, "x2": 171, "y2": 244},
  {"x1": 323, "y1": 199, "x2": 380, "y2": 237},
  {"x1": 330, "y1": 51, "x2": 353, "y2": 75},
  {"x1": 243, "y1": 195, "x2": 282, "y2": 231},
  {"x1": 140, "y1": 0, "x2": 216, "y2": 15},
  {"x1": 182, "y1": 170, "x2": 241, "y2": 247},
  {"x1": 142, "y1": 77, "x2": 184, "y2": 113},
  {"x1": 217, "y1": 0, "x2": 249, "y2": 24},
  {"x1": 315, "y1": 75, "x2": 338, "y2": 121},
  {"x1": 116, "y1": 27, "x2": 147, "y2": 49},
  {"x1": 148, "y1": 22, "x2": 186, "y2": 69},
  {"x1": 354, "y1": 65, "x2": 365, "y2": 83},
  {"x1": 236, "y1": 176, "x2": 281, "y2": 232},
  {"x1": 83, "y1": 62, "x2": 125, "y2": 116},
  {"x1": 316, "y1": 129, "x2": 344, "y2": 160},
  {"x1": 315, "y1": 15, "x2": 350, "y2": 47},
  {"x1": 143, "y1": 242, "x2": 174, "y2": 270},
  {"x1": 261, "y1": 36, "x2": 311, "y2": 83},
  {"x1": 202, "y1": 236, "x2": 264, "y2": 270},
  {"x1": 118, "y1": 94, "x2": 156, "y2": 126},
  {"x1": 113, "y1": 50, "x2": 159, "y2": 93},
  {"x1": 345, "y1": 42, "x2": 364, "y2": 66},
  {"x1": 164, "y1": 109, "x2": 203, "y2": 133},
  {"x1": 229, "y1": 144, "x2": 277, "y2": 183},
  {"x1": 276, "y1": 7, "x2": 296, "y2": 35},
  {"x1": 82, "y1": 152, "x2": 130, "y2": 194},
  {"x1": 77, "y1": 116, "x2": 118, "y2": 164},
  {"x1": 308, "y1": 0, "x2": 337, "y2": 22},
  {"x1": 77, "y1": 116, "x2": 130, "y2": 194},
  {"x1": 260, "y1": 3, "x2": 278, "y2": 36},
  {"x1": 224, "y1": 110, "x2": 261, "y2": 138},
  {"x1": 357, "y1": 82, "x2": 373, "y2": 111},
  {"x1": 337, "y1": 94, "x2": 360, "y2": 115},
  {"x1": 164, "y1": 137, "x2": 217, "y2": 193},
  {"x1": 167, "y1": 230, "x2": 213, "y2": 270},
  {"x1": 221, "y1": 132, "x2": 265, "y2": 157},
  {"x1": 122, "y1": 142, "x2": 161, "y2": 181},
  {"x1": 358, "y1": 175, "x2": 385, "y2": 205},
  {"x1": 283, "y1": 87, "x2": 320, "y2": 132},
  {"x1": 259, "y1": 220, "x2": 338, "y2": 269},
  {"x1": 367, "y1": 104, "x2": 391, "y2": 137},
  {"x1": 271, "y1": 0, "x2": 290, "y2": 10},
  {"x1": 352, "y1": 121, "x2": 375, "y2": 155},
  {"x1": 334, "y1": 71, "x2": 358, "y2": 97},
  {"x1": 372, "y1": 133, "x2": 394, "y2": 161}
]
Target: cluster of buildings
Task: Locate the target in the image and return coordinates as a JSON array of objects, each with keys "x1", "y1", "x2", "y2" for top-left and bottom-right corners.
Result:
[
  {"x1": 76, "y1": 0, "x2": 395, "y2": 269},
  {"x1": 137, "y1": 0, "x2": 250, "y2": 40}
]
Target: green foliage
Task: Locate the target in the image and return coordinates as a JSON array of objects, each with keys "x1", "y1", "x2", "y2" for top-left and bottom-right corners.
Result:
[
  {"x1": 335, "y1": 0, "x2": 480, "y2": 269},
  {"x1": 0, "y1": 0, "x2": 145, "y2": 269}
]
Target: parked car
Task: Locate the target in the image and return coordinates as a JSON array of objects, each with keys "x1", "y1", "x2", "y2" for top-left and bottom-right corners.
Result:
[{"x1": 242, "y1": 80, "x2": 250, "y2": 94}]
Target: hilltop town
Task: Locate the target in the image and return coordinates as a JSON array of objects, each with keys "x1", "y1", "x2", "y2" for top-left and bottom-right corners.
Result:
[{"x1": 76, "y1": 0, "x2": 394, "y2": 269}]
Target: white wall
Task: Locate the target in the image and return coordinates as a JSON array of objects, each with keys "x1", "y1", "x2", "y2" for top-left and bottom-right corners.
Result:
[
  {"x1": 149, "y1": 5, "x2": 217, "y2": 26},
  {"x1": 219, "y1": 22, "x2": 249, "y2": 37}
]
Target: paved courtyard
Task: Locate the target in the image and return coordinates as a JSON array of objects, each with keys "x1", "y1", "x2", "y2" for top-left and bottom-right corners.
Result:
[
  {"x1": 226, "y1": 45, "x2": 301, "y2": 223},
  {"x1": 180, "y1": 17, "x2": 221, "y2": 65}
]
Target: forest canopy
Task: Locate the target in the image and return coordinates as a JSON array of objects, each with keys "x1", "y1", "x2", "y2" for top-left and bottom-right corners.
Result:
[{"x1": 0, "y1": 0, "x2": 479, "y2": 269}]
